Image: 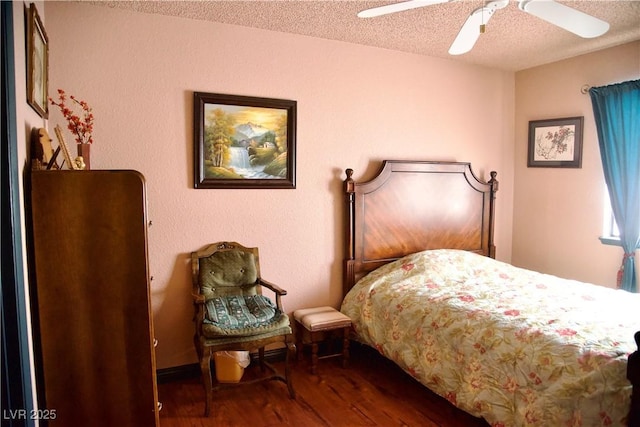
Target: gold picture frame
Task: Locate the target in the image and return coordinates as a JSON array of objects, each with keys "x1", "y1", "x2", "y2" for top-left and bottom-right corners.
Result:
[
  {"x1": 193, "y1": 92, "x2": 297, "y2": 189},
  {"x1": 27, "y1": 3, "x2": 49, "y2": 118}
]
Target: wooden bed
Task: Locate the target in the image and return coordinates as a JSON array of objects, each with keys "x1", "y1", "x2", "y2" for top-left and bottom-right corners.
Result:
[{"x1": 341, "y1": 160, "x2": 640, "y2": 426}]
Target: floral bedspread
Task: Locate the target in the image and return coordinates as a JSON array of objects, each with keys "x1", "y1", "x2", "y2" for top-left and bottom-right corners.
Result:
[{"x1": 341, "y1": 249, "x2": 639, "y2": 427}]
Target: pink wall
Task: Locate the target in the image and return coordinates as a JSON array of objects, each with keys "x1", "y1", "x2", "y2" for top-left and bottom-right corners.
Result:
[
  {"x1": 13, "y1": 0, "x2": 47, "y2": 406},
  {"x1": 43, "y1": 2, "x2": 514, "y2": 369},
  {"x1": 514, "y1": 41, "x2": 640, "y2": 288}
]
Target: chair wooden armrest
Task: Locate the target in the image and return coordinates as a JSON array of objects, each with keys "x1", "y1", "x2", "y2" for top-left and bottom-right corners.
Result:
[
  {"x1": 192, "y1": 293, "x2": 206, "y2": 304},
  {"x1": 258, "y1": 278, "x2": 287, "y2": 296},
  {"x1": 258, "y1": 278, "x2": 287, "y2": 310}
]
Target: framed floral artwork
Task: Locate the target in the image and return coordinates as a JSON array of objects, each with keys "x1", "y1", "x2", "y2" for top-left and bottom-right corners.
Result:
[
  {"x1": 27, "y1": 3, "x2": 49, "y2": 118},
  {"x1": 527, "y1": 116, "x2": 583, "y2": 168},
  {"x1": 193, "y1": 92, "x2": 296, "y2": 189}
]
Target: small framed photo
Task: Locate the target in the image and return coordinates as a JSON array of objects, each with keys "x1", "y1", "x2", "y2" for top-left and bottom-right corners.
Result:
[
  {"x1": 527, "y1": 116, "x2": 583, "y2": 168},
  {"x1": 26, "y1": 3, "x2": 49, "y2": 118},
  {"x1": 193, "y1": 92, "x2": 296, "y2": 189}
]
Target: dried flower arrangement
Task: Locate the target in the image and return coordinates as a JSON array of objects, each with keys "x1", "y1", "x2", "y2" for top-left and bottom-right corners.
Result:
[{"x1": 49, "y1": 89, "x2": 94, "y2": 145}]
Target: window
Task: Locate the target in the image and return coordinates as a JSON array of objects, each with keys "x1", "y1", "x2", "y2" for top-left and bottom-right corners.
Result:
[
  {"x1": 601, "y1": 187, "x2": 620, "y2": 244},
  {"x1": 601, "y1": 186, "x2": 640, "y2": 248}
]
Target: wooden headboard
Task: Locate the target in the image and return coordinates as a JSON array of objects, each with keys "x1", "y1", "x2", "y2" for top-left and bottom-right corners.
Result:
[{"x1": 343, "y1": 160, "x2": 498, "y2": 296}]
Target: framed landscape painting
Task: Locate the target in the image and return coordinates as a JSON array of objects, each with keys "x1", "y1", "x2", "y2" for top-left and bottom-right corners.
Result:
[
  {"x1": 193, "y1": 92, "x2": 296, "y2": 189},
  {"x1": 27, "y1": 3, "x2": 49, "y2": 118},
  {"x1": 527, "y1": 116, "x2": 583, "y2": 168}
]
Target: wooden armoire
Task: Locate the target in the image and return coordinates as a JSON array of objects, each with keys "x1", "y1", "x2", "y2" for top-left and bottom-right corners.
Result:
[{"x1": 29, "y1": 170, "x2": 159, "y2": 426}]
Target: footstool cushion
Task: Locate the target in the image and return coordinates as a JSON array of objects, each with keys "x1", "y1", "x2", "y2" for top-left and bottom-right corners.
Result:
[
  {"x1": 294, "y1": 306, "x2": 351, "y2": 374},
  {"x1": 294, "y1": 306, "x2": 352, "y2": 331}
]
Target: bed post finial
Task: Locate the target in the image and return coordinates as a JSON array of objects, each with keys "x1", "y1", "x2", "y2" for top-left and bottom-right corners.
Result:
[
  {"x1": 345, "y1": 168, "x2": 354, "y2": 193},
  {"x1": 489, "y1": 171, "x2": 499, "y2": 192}
]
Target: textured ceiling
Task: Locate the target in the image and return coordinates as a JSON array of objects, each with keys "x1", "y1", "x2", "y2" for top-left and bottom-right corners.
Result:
[{"x1": 85, "y1": 0, "x2": 640, "y2": 71}]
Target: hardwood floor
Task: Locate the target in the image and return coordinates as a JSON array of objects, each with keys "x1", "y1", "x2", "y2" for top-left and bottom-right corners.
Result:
[{"x1": 158, "y1": 343, "x2": 489, "y2": 426}]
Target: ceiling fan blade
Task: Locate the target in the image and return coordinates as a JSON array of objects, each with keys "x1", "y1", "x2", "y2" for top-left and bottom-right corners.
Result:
[
  {"x1": 358, "y1": 0, "x2": 450, "y2": 18},
  {"x1": 448, "y1": 4, "x2": 498, "y2": 55},
  {"x1": 518, "y1": 0, "x2": 609, "y2": 38}
]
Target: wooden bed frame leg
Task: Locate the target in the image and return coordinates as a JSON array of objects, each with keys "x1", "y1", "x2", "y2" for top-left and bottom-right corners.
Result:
[{"x1": 628, "y1": 331, "x2": 640, "y2": 427}]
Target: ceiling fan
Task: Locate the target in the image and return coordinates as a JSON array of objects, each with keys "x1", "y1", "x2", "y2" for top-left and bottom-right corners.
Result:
[{"x1": 357, "y1": 0, "x2": 610, "y2": 55}]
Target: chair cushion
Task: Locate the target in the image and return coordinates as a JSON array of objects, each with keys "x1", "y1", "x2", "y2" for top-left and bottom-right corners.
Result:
[{"x1": 202, "y1": 295, "x2": 290, "y2": 337}]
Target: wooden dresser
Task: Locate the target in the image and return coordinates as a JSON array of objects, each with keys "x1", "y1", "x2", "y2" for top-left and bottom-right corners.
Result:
[{"x1": 29, "y1": 170, "x2": 159, "y2": 426}]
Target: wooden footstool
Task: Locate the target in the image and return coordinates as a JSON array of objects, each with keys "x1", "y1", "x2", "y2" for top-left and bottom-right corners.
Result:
[{"x1": 293, "y1": 306, "x2": 351, "y2": 374}]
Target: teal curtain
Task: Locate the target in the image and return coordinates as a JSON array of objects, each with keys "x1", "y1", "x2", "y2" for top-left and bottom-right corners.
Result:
[{"x1": 589, "y1": 80, "x2": 640, "y2": 292}]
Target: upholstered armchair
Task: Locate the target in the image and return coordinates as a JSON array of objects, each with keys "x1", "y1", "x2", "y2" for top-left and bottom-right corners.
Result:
[{"x1": 191, "y1": 241, "x2": 296, "y2": 417}]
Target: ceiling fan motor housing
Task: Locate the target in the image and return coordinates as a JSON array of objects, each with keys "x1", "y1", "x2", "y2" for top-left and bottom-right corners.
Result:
[{"x1": 486, "y1": 0, "x2": 509, "y2": 13}]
